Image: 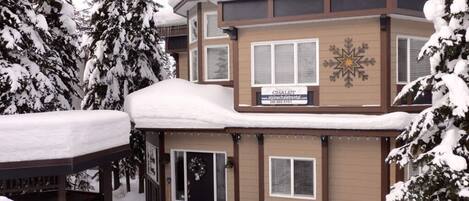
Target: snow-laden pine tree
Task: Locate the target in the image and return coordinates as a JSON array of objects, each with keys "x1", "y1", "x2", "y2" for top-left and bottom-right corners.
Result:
[
  {"x1": 387, "y1": 0, "x2": 469, "y2": 200},
  {"x1": 0, "y1": 0, "x2": 79, "y2": 115},
  {"x1": 82, "y1": 0, "x2": 166, "y2": 110}
]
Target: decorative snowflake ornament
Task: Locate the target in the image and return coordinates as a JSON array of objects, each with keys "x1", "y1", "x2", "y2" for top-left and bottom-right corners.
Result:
[{"x1": 323, "y1": 38, "x2": 375, "y2": 88}]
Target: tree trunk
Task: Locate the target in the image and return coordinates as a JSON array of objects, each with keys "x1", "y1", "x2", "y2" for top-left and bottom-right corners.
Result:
[{"x1": 126, "y1": 169, "x2": 131, "y2": 192}]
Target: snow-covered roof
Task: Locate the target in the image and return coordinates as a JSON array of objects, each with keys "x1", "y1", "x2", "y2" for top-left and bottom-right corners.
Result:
[
  {"x1": 0, "y1": 110, "x2": 130, "y2": 163},
  {"x1": 124, "y1": 79, "x2": 416, "y2": 131}
]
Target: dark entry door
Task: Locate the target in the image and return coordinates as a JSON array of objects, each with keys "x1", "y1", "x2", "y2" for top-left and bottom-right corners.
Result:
[{"x1": 186, "y1": 152, "x2": 214, "y2": 201}]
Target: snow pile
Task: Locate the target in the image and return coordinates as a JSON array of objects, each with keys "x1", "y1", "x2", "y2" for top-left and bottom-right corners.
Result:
[
  {"x1": 0, "y1": 110, "x2": 130, "y2": 163},
  {"x1": 0, "y1": 197, "x2": 12, "y2": 201},
  {"x1": 124, "y1": 79, "x2": 415, "y2": 130}
]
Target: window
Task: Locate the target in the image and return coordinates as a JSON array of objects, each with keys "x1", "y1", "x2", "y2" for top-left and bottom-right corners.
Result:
[
  {"x1": 269, "y1": 157, "x2": 316, "y2": 199},
  {"x1": 252, "y1": 39, "x2": 319, "y2": 86},
  {"x1": 190, "y1": 49, "x2": 198, "y2": 82},
  {"x1": 205, "y1": 12, "x2": 226, "y2": 39},
  {"x1": 205, "y1": 45, "x2": 230, "y2": 81},
  {"x1": 189, "y1": 16, "x2": 198, "y2": 43},
  {"x1": 406, "y1": 162, "x2": 424, "y2": 180},
  {"x1": 397, "y1": 36, "x2": 430, "y2": 84}
]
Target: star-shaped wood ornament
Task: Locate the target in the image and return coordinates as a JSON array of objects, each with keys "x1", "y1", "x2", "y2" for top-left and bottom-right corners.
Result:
[{"x1": 323, "y1": 38, "x2": 376, "y2": 88}]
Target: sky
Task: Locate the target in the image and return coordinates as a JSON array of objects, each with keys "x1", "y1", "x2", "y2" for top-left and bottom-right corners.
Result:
[{"x1": 71, "y1": 0, "x2": 186, "y2": 26}]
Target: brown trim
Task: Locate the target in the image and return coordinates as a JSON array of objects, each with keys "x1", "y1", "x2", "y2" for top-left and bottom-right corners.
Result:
[
  {"x1": 321, "y1": 136, "x2": 329, "y2": 201},
  {"x1": 100, "y1": 161, "x2": 113, "y2": 201},
  {"x1": 256, "y1": 134, "x2": 265, "y2": 201},
  {"x1": 226, "y1": 128, "x2": 401, "y2": 137},
  {"x1": 58, "y1": 175, "x2": 66, "y2": 201},
  {"x1": 394, "y1": 140, "x2": 405, "y2": 182},
  {"x1": 381, "y1": 137, "x2": 391, "y2": 201},
  {"x1": 199, "y1": 80, "x2": 234, "y2": 87},
  {"x1": 159, "y1": 132, "x2": 166, "y2": 201},
  {"x1": 231, "y1": 133, "x2": 241, "y2": 201},
  {"x1": 232, "y1": 31, "x2": 240, "y2": 108},
  {"x1": 267, "y1": 0, "x2": 274, "y2": 18},
  {"x1": 324, "y1": 0, "x2": 331, "y2": 14},
  {"x1": 187, "y1": 10, "x2": 191, "y2": 81},
  {"x1": 138, "y1": 128, "x2": 227, "y2": 133},
  {"x1": 197, "y1": 3, "x2": 203, "y2": 83},
  {"x1": 217, "y1": 2, "x2": 223, "y2": 26},
  {"x1": 172, "y1": 53, "x2": 180, "y2": 78},
  {"x1": 380, "y1": 14, "x2": 391, "y2": 113},
  {"x1": 235, "y1": 105, "x2": 383, "y2": 114}
]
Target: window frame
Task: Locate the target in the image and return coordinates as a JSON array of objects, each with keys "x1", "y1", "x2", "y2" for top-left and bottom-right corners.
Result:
[
  {"x1": 189, "y1": 16, "x2": 198, "y2": 44},
  {"x1": 189, "y1": 48, "x2": 198, "y2": 82},
  {"x1": 170, "y1": 149, "x2": 228, "y2": 201},
  {"x1": 269, "y1": 156, "x2": 317, "y2": 200},
  {"x1": 251, "y1": 39, "x2": 320, "y2": 87},
  {"x1": 204, "y1": 44, "x2": 231, "y2": 82},
  {"x1": 204, "y1": 11, "x2": 228, "y2": 40},
  {"x1": 396, "y1": 35, "x2": 429, "y2": 85}
]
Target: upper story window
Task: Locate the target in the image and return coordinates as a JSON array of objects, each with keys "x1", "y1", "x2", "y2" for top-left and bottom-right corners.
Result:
[
  {"x1": 270, "y1": 157, "x2": 316, "y2": 200},
  {"x1": 204, "y1": 12, "x2": 227, "y2": 39},
  {"x1": 406, "y1": 162, "x2": 424, "y2": 180},
  {"x1": 190, "y1": 48, "x2": 198, "y2": 82},
  {"x1": 397, "y1": 36, "x2": 430, "y2": 84},
  {"x1": 251, "y1": 39, "x2": 319, "y2": 87},
  {"x1": 189, "y1": 16, "x2": 198, "y2": 43},
  {"x1": 205, "y1": 45, "x2": 230, "y2": 81}
]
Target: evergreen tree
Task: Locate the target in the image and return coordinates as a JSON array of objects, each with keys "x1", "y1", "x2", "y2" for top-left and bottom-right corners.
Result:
[
  {"x1": 387, "y1": 0, "x2": 469, "y2": 200},
  {"x1": 0, "y1": 0, "x2": 79, "y2": 114},
  {"x1": 82, "y1": 0, "x2": 166, "y2": 110}
]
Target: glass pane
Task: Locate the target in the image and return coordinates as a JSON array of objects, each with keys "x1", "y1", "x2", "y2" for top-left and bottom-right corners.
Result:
[
  {"x1": 207, "y1": 14, "x2": 224, "y2": 38},
  {"x1": 216, "y1": 154, "x2": 226, "y2": 201},
  {"x1": 294, "y1": 160, "x2": 314, "y2": 196},
  {"x1": 191, "y1": 50, "x2": 198, "y2": 81},
  {"x1": 190, "y1": 18, "x2": 198, "y2": 43},
  {"x1": 271, "y1": 158, "x2": 291, "y2": 195},
  {"x1": 254, "y1": 45, "x2": 272, "y2": 85},
  {"x1": 207, "y1": 46, "x2": 229, "y2": 80},
  {"x1": 275, "y1": 44, "x2": 294, "y2": 84},
  {"x1": 298, "y1": 42, "x2": 317, "y2": 84},
  {"x1": 397, "y1": 38, "x2": 408, "y2": 83},
  {"x1": 409, "y1": 39, "x2": 430, "y2": 81},
  {"x1": 175, "y1": 152, "x2": 185, "y2": 200}
]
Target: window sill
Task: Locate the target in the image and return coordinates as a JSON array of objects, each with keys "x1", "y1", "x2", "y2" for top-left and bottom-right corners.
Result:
[{"x1": 270, "y1": 194, "x2": 316, "y2": 200}]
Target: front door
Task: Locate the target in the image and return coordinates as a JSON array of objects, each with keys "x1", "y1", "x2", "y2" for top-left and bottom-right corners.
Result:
[
  {"x1": 172, "y1": 151, "x2": 227, "y2": 201},
  {"x1": 186, "y1": 152, "x2": 214, "y2": 201}
]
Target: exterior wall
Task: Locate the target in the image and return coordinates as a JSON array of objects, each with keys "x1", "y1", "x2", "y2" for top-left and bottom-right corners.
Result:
[
  {"x1": 239, "y1": 135, "x2": 259, "y2": 201},
  {"x1": 390, "y1": 19, "x2": 433, "y2": 103},
  {"x1": 237, "y1": 18, "x2": 382, "y2": 107},
  {"x1": 177, "y1": 52, "x2": 189, "y2": 80},
  {"x1": 263, "y1": 135, "x2": 323, "y2": 201},
  {"x1": 329, "y1": 137, "x2": 381, "y2": 201},
  {"x1": 164, "y1": 132, "x2": 234, "y2": 201}
]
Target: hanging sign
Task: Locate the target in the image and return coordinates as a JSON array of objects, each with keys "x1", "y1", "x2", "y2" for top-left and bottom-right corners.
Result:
[
  {"x1": 146, "y1": 142, "x2": 159, "y2": 184},
  {"x1": 261, "y1": 86, "x2": 308, "y2": 105}
]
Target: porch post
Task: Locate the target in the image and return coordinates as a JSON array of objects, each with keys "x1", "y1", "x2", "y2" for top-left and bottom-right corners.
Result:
[
  {"x1": 57, "y1": 175, "x2": 67, "y2": 201},
  {"x1": 231, "y1": 133, "x2": 241, "y2": 201},
  {"x1": 100, "y1": 161, "x2": 113, "y2": 201},
  {"x1": 381, "y1": 137, "x2": 391, "y2": 201},
  {"x1": 321, "y1": 136, "x2": 329, "y2": 201},
  {"x1": 159, "y1": 132, "x2": 166, "y2": 201},
  {"x1": 256, "y1": 134, "x2": 264, "y2": 201}
]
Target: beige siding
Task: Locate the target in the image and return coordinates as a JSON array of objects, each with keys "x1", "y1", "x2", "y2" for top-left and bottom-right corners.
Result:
[
  {"x1": 329, "y1": 137, "x2": 381, "y2": 201},
  {"x1": 239, "y1": 135, "x2": 259, "y2": 201},
  {"x1": 264, "y1": 135, "x2": 323, "y2": 201},
  {"x1": 164, "y1": 133, "x2": 234, "y2": 201},
  {"x1": 178, "y1": 52, "x2": 189, "y2": 80},
  {"x1": 390, "y1": 19, "x2": 433, "y2": 103},
  {"x1": 237, "y1": 18, "x2": 382, "y2": 106}
]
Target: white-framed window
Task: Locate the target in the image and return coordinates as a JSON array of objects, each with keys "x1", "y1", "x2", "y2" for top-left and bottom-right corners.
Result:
[
  {"x1": 189, "y1": 16, "x2": 198, "y2": 43},
  {"x1": 396, "y1": 35, "x2": 430, "y2": 84},
  {"x1": 269, "y1": 156, "x2": 316, "y2": 200},
  {"x1": 190, "y1": 48, "x2": 198, "y2": 82},
  {"x1": 204, "y1": 11, "x2": 227, "y2": 39},
  {"x1": 204, "y1": 44, "x2": 230, "y2": 81},
  {"x1": 405, "y1": 161, "x2": 424, "y2": 180},
  {"x1": 251, "y1": 39, "x2": 319, "y2": 87}
]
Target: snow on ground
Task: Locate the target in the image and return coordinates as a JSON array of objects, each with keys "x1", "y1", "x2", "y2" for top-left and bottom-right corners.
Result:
[
  {"x1": 113, "y1": 178, "x2": 145, "y2": 201},
  {"x1": 124, "y1": 79, "x2": 416, "y2": 130},
  {"x1": 0, "y1": 196, "x2": 12, "y2": 201},
  {"x1": 0, "y1": 110, "x2": 130, "y2": 163}
]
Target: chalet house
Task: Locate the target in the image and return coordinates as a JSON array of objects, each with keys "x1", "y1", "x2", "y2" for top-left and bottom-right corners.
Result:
[{"x1": 133, "y1": 0, "x2": 433, "y2": 201}]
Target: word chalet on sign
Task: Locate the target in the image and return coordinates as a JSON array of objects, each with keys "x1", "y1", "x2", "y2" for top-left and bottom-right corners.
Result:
[{"x1": 261, "y1": 87, "x2": 308, "y2": 105}]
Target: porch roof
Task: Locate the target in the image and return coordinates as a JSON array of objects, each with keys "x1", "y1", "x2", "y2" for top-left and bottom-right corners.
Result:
[{"x1": 124, "y1": 79, "x2": 416, "y2": 131}]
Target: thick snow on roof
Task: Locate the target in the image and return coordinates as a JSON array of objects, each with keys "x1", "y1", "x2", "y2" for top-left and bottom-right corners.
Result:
[
  {"x1": 124, "y1": 79, "x2": 415, "y2": 130},
  {"x1": 0, "y1": 110, "x2": 130, "y2": 163}
]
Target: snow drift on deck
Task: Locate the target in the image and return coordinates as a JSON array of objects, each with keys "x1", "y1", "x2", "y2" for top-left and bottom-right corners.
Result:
[
  {"x1": 124, "y1": 79, "x2": 415, "y2": 130},
  {"x1": 0, "y1": 110, "x2": 130, "y2": 163}
]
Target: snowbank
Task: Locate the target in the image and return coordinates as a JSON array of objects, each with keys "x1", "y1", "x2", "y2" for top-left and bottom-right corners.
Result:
[
  {"x1": 124, "y1": 79, "x2": 415, "y2": 130},
  {"x1": 0, "y1": 110, "x2": 130, "y2": 163}
]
